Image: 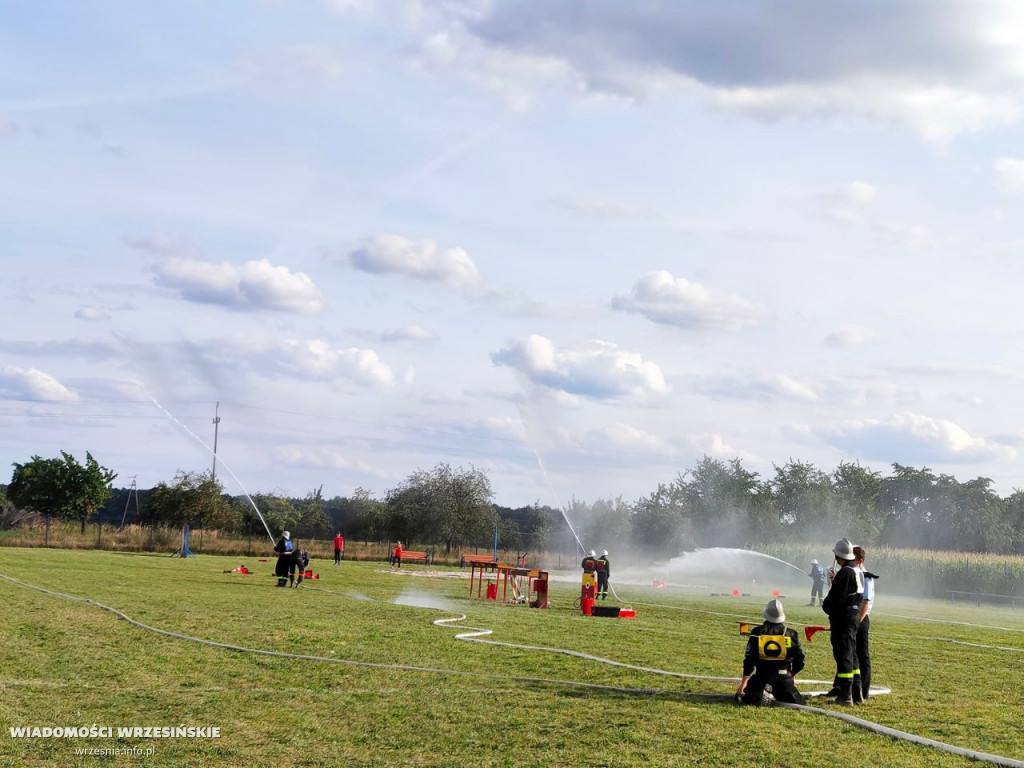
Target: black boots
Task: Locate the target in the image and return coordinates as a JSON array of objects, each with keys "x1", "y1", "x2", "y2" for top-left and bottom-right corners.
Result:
[{"x1": 836, "y1": 678, "x2": 854, "y2": 706}]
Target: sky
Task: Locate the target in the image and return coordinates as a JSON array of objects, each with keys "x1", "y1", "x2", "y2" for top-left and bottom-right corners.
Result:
[{"x1": 4, "y1": 1, "x2": 1024, "y2": 509}]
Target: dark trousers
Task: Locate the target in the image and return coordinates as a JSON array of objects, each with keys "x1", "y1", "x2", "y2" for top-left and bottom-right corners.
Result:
[
  {"x1": 274, "y1": 554, "x2": 290, "y2": 586},
  {"x1": 810, "y1": 581, "x2": 824, "y2": 601},
  {"x1": 856, "y1": 615, "x2": 871, "y2": 698},
  {"x1": 830, "y1": 607, "x2": 860, "y2": 699},
  {"x1": 742, "y1": 670, "x2": 805, "y2": 706},
  {"x1": 334, "y1": 548, "x2": 342, "y2": 565},
  {"x1": 597, "y1": 573, "x2": 609, "y2": 599}
]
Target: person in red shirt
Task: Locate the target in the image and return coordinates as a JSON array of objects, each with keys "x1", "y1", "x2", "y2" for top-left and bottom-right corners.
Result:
[
  {"x1": 393, "y1": 541, "x2": 403, "y2": 569},
  {"x1": 333, "y1": 532, "x2": 345, "y2": 565}
]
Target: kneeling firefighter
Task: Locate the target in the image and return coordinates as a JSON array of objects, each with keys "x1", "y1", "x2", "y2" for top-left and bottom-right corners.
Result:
[{"x1": 736, "y1": 599, "x2": 806, "y2": 705}]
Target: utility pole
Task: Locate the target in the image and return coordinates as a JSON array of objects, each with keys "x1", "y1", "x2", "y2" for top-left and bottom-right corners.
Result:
[
  {"x1": 211, "y1": 402, "x2": 221, "y2": 482},
  {"x1": 119, "y1": 476, "x2": 139, "y2": 528},
  {"x1": 205, "y1": 402, "x2": 221, "y2": 555}
]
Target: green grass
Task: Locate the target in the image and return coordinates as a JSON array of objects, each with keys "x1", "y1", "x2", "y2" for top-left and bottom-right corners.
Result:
[{"x1": 1, "y1": 549, "x2": 1023, "y2": 767}]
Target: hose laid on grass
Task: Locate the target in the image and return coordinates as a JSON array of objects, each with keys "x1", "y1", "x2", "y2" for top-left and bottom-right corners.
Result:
[
  {"x1": 4, "y1": 573, "x2": 1022, "y2": 767},
  {"x1": 0, "y1": 573, "x2": 700, "y2": 699},
  {"x1": 432, "y1": 612, "x2": 1024, "y2": 768}
]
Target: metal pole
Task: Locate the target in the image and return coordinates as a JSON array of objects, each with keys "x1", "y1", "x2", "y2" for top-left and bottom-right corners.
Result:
[
  {"x1": 211, "y1": 402, "x2": 221, "y2": 482},
  {"x1": 120, "y1": 476, "x2": 137, "y2": 527}
]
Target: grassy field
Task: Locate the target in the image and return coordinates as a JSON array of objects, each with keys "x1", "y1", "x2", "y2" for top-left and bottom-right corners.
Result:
[{"x1": 1, "y1": 549, "x2": 1022, "y2": 767}]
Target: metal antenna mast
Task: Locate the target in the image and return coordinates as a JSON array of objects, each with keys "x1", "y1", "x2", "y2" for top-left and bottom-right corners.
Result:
[{"x1": 211, "y1": 402, "x2": 221, "y2": 482}]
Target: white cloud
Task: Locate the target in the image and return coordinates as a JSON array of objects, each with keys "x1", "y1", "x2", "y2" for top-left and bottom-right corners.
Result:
[
  {"x1": 994, "y1": 157, "x2": 1024, "y2": 194},
  {"x1": 688, "y1": 432, "x2": 762, "y2": 463},
  {"x1": 875, "y1": 220, "x2": 934, "y2": 252},
  {"x1": 273, "y1": 445, "x2": 381, "y2": 474},
  {"x1": 0, "y1": 366, "x2": 79, "y2": 401},
  {"x1": 343, "y1": 234, "x2": 483, "y2": 288},
  {"x1": 695, "y1": 372, "x2": 821, "y2": 403},
  {"x1": 372, "y1": 2, "x2": 1024, "y2": 140},
  {"x1": 75, "y1": 306, "x2": 110, "y2": 322},
  {"x1": 612, "y1": 270, "x2": 763, "y2": 332},
  {"x1": 378, "y1": 325, "x2": 437, "y2": 342},
  {"x1": 826, "y1": 325, "x2": 878, "y2": 348},
  {"x1": 492, "y1": 334, "x2": 668, "y2": 402},
  {"x1": 817, "y1": 411, "x2": 1015, "y2": 464},
  {"x1": 823, "y1": 181, "x2": 877, "y2": 221},
  {"x1": 265, "y1": 340, "x2": 400, "y2": 388},
  {"x1": 153, "y1": 257, "x2": 325, "y2": 314}
]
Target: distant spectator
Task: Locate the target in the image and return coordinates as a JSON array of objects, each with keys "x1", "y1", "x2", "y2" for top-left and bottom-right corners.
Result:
[
  {"x1": 393, "y1": 541, "x2": 403, "y2": 569},
  {"x1": 334, "y1": 532, "x2": 345, "y2": 565}
]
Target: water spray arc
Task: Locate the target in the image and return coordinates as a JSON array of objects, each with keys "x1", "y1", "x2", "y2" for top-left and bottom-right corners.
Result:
[
  {"x1": 513, "y1": 401, "x2": 587, "y2": 558},
  {"x1": 148, "y1": 396, "x2": 274, "y2": 544}
]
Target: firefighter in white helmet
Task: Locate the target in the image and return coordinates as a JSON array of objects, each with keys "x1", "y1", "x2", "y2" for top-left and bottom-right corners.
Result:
[
  {"x1": 736, "y1": 599, "x2": 806, "y2": 705},
  {"x1": 821, "y1": 536, "x2": 864, "y2": 705}
]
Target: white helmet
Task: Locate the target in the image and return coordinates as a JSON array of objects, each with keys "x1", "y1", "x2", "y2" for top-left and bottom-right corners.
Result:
[
  {"x1": 833, "y1": 537, "x2": 855, "y2": 561},
  {"x1": 588, "y1": 550, "x2": 596, "y2": 557},
  {"x1": 601, "y1": 549, "x2": 608, "y2": 557},
  {"x1": 283, "y1": 531, "x2": 291, "y2": 540},
  {"x1": 811, "y1": 559, "x2": 818, "y2": 565},
  {"x1": 763, "y1": 599, "x2": 786, "y2": 623}
]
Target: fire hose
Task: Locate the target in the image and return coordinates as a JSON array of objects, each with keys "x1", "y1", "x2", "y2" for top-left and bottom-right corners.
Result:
[{"x1": 3, "y1": 573, "x2": 1023, "y2": 768}]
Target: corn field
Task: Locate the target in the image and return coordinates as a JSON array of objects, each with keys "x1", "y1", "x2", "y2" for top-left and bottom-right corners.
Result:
[{"x1": 765, "y1": 542, "x2": 1024, "y2": 603}]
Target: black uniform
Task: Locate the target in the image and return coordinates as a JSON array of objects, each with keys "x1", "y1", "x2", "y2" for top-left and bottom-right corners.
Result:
[
  {"x1": 288, "y1": 549, "x2": 310, "y2": 587},
  {"x1": 821, "y1": 563, "x2": 864, "y2": 703},
  {"x1": 808, "y1": 562, "x2": 826, "y2": 605},
  {"x1": 581, "y1": 556, "x2": 597, "y2": 573},
  {"x1": 273, "y1": 536, "x2": 293, "y2": 587},
  {"x1": 740, "y1": 621, "x2": 806, "y2": 705},
  {"x1": 596, "y1": 555, "x2": 610, "y2": 600}
]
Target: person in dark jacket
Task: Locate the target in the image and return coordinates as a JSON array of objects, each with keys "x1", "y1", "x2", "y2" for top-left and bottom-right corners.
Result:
[
  {"x1": 288, "y1": 549, "x2": 310, "y2": 588},
  {"x1": 821, "y1": 537, "x2": 864, "y2": 705},
  {"x1": 581, "y1": 550, "x2": 597, "y2": 574},
  {"x1": 273, "y1": 531, "x2": 294, "y2": 587},
  {"x1": 807, "y1": 559, "x2": 826, "y2": 606},
  {"x1": 596, "y1": 550, "x2": 610, "y2": 600},
  {"x1": 736, "y1": 599, "x2": 806, "y2": 705}
]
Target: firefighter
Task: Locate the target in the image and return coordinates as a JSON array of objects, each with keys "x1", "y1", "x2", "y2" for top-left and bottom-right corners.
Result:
[
  {"x1": 581, "y1": 549, "x2": 598, "y2": 574},
  {"x1": 821, "y1": 537, "x2": 864, "y2": 705},
  {"x1": 273, "y1": 531, "x2": 294, "y2": 587},
  {"x1": 807, "y1": 558, "x2": 826, "y2": 606},
  {"x1": 736, "y1": 599, "x2": 806, "y2": 705},
  {"x1": 596, "y1": 550, "x2": 610, "y2": 600}
]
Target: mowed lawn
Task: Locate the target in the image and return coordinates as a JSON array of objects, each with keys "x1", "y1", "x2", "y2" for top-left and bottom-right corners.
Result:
[{"x1": 1, "y1": 548, "x2": 1022, "y2": 768}]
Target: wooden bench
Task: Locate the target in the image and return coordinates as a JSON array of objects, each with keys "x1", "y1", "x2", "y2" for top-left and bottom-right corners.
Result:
[
  {"x1": 460, "y1": 553, "x2": 497, "y2": 568},
  {"x1": 391, "y1": 550, "x2": 429, "y2": 566}
]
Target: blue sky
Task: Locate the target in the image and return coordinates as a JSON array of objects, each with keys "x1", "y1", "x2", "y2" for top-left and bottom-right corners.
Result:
[{"x1": 4, "y1": 0, "x2": 1024, "y2": 507}]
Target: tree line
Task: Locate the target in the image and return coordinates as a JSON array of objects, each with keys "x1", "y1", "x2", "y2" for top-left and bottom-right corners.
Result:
[{"x1": 6, "y1": 451, "x2": 1024, "y2": 557}]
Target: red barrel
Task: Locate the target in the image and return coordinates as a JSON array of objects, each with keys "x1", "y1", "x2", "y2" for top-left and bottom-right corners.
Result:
[{"x1": 486, "y1": 582, "x2": 497, "y2": 600}]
